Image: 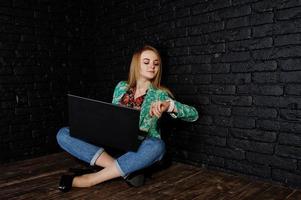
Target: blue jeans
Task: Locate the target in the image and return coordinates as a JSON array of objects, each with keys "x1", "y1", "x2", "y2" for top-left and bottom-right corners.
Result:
[{"x1": 56, "y1": 127, "x2": 165, "y2": 177}]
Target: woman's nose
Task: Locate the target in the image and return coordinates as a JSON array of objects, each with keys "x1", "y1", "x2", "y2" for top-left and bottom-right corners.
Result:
[{"x1": 149, "y1": 63, "x2": 155, "y2": 69}]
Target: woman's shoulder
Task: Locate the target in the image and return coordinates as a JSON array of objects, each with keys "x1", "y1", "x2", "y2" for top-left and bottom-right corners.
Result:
[
  {"x1": 114, "y1": 81, "x2": 128, "y2": 90},
  {"x1": 150, "y1": 85, "x2": 171, "y2": 98},
  {"x1": 116, "y1": 81, "x2": 128, "y2": 87}
]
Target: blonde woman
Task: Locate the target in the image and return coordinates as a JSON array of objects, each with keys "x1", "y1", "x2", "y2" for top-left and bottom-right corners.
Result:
[{"x1": 56, "y1": 45, "x2": 199, "y2": 192}]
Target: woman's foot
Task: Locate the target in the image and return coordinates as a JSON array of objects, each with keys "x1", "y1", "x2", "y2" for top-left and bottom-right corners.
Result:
[
  {"x1": 72, "y1": 174, "x2": 94, "y2": 187},
  {"x1": 58, "y1": 174, "x2": 75, "y2": 192},
  {"x1": 58, "y1": 172, "x2": 95, "y2": 192}
]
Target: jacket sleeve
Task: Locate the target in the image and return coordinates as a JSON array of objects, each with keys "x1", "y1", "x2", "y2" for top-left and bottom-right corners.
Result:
[
  {"x1": 159, "y1": 91, "x2": 199, "y2": 122},
  {"x1": 112, "y1": 81, "x2": 127, "y2": 104}
]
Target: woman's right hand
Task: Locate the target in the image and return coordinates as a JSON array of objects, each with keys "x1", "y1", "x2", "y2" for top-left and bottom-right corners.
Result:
[{"x1": 149, "y1": 100, "x2": 170, "y2": 118}]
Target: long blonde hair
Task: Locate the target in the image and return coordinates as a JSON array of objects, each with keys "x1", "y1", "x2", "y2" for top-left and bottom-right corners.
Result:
[{"x1": 127, "y1": 45, "x2": 174, "y2": 97}]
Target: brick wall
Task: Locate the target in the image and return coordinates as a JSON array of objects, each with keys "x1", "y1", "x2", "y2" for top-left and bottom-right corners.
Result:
[
  {"x1": 1, "y1": 0, "x2": 301, "y2": 188},
  {"x1": 93, "y1": 0, "x2": 301, "y2": 187},
  {"x1": 0, "y1": 0, "x2": 95, "y2": 162}
]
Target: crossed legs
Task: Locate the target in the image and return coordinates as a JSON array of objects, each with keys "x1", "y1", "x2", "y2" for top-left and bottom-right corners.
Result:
[{"x1": 56, "y1": 127, "x2": 165, "y2": 188}]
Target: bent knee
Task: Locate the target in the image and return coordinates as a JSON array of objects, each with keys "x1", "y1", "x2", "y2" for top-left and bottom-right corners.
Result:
[{"x1": 56, "y1": 127, "x2": 70, "y2": 144}]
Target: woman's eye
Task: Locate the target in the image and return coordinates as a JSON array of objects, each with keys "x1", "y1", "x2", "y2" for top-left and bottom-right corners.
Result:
[{"x1": 144, "y1": 62, "x2": 149, "y2": 64}]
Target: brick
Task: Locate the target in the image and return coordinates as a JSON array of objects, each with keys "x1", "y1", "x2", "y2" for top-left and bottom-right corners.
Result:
[
  {"x1": 276, "y1": 6, "x2": 301, "y2": 20},
  {"x1": 212, "y1": 73, "x2": 251, "y2": 84},
  {"x1": 196, "y1": 125, "x2": 228, "y2": 137},
  {"x1": 256, "y1": 119, "x2": 280, "y2": 131},
  {"x1": 219, "y1": 51, "x2": 251, "y2": 62},
  {"x1": 254, "y1": 96, "x2": 301, "y2": 108},
  {"x1": 272, "y1": 169, "x2": 301, "y2": 187},
  {"x1": 280, "y1": 71, "x2": 301, "y2": 83},
  {"x1": 275, "y1": 33, "x2": 301, "y2": 46},
  {"x1": 188, "y1": 21, "x2": 225, "y2": 35},
  {"x1": 224, "y1": 28, "x2": 251, "y2": 41},
  {"x1": 274, "y1": 18, "x2": 301, "y2": 35},
  {"x1": 278, "y1": 132, "x2": 301, "y2": 147},
  {"x1": 285, "y1": 84, "x2": 301, "y2": 95},
  {"x1": 250, "y1": 12, "x2": 274, "y2": 26},
  {"x1": 211, "y1": 63, "x2": 230, "y2": 73},
  {"x1": 217, "y1": 5, "x2": 251, "y2": 19},
  {"x1": 191, "y1": 64, "x2": 211, "y2": 73},
  {"x1": 190, "y1": 43, "x2": 225, "y2": 55},
  {"x1": 252, "y1": 48, "x2": 277, "y2": 60},
  {"x1": 228, "y1": 137, "x2": 274, "y2": 154},
  {"x1": 279, "y1": 58, "x2": 301, "y2": 71},
  {"x1": 226, "y1": 16, "x2": 249, "y2": 29},
  {"x1": 193, "y1": 74, "x2": 211, "y2": 84},
  {"x1": 233, "y1": 0, "x2": 258, "y2": 6},
  {"x1": 214, "y1": 116, "x2": 233, "y2": 127},
  {"x1": 177, "y1": 74, "x2": 194, "y2": 84},
  {"x1": 191, "y1": 0, "x2": 231, "y2": 14},
  {"x1": 202, "y1": 105, "x2": 231, "y2": 116},
  {"x1": 205, "y1": 145, "x2": 245, "y2": 160},
  {"x1": 276, "y1": 145, "x2": 301, "y2": 159},
  {"x1": 203, "y1": 134, "x2": 227, "y2": 146},
  {"x1": 228, "y1": 37, "x2": 273, "y2": 51},
  {"x1": 226, "y1": 159, "x2": 271, "y2": 178},
  {"x1": 232, "y1": 107, "x2": 277, "y2": 119},
  {"x1": 237, "y1": 85, "x2": 283, "y2": 96},
  {"x1": 211, "y1": 95, "x2": 252, "y2": 106},
  {"x1": 279, "y1": 121, "x2": 301, "y2": 133},
  {"x1": 252, "y1": 1, "x2": 276, "y2": 12},
  {"x1": 168, "y1": 65, "x2": 191, "y2": 74},
  {"x1": 252, "y1": 24, "x2": 274, "y2": 38},
  {"x1": 280, "y1": 109, "x2": 301, "y2": 121},
  {"x1": 197, "y1": 85, "x2": 236, "y2": 95},
  {"x1": 253, "y1": 72, "x2": 279, "y2": 83},
  {"x1": 233, "y1": 116, "x2": 255, "y2": 128},
  {"x1": 231, "y1": 61, "x2": 277, "y2": 72},
  {"x1": 246, "y1": 152, "x2": 297, "y2": 170},
  {"x1": 230, "y1": 128, "x2": 277, "y2": 142},
  {"x1": 197, "y1": 115, "x2": 212, "y2": 125}
]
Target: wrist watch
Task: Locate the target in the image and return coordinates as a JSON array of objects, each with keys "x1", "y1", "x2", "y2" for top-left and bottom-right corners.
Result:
[{"x1": 166, "y1": 99, "x2": 175, "y2": 113}]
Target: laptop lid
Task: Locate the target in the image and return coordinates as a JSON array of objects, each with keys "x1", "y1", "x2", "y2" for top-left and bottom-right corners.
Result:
[{"x1": 68, "y1": 94, "x2": 146, "y2": 152}]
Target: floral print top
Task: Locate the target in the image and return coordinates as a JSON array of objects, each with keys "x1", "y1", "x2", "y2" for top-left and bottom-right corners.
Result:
[
  {"x1": 112, "y1": 81, "x2": 199, "y2": 138},
  {"x1": 119, "y1": 87, "x2": 146, "y2": 110}
]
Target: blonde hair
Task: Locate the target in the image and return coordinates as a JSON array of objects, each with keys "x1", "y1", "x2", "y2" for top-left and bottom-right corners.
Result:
[{"x1": 127, "y1": 45, "x2": 174, "y2": 97}]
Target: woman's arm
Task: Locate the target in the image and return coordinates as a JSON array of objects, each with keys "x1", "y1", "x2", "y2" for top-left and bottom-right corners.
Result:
[
  {"x1": 150, "y1": 91, "x2": 199, "y2": 122},
  {"x1": 112, "y1": 81, "x2": 127, "y2": 104}
]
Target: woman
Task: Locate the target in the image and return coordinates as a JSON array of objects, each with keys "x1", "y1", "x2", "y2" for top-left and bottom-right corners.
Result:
[{"x1": 56, "y1": 45, "x2": 198, "y2": 192}]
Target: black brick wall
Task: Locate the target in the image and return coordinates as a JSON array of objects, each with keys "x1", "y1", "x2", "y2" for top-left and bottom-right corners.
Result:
[
  {"x1": 0, "y1": 0, "x2": 95, "y2": 162},
  {"x1": 1, "y1": 0, "x2": 301, "y2": 188}
]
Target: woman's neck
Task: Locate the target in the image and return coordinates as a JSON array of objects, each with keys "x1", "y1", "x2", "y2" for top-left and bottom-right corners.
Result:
[{"x1": 136, "y1": 79, "x2": 150, "y2": 91}]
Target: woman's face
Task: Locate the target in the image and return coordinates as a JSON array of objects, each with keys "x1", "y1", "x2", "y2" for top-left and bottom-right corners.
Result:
[{"x1": 139, "y1": 50, "x2": 160, "y2": 81}]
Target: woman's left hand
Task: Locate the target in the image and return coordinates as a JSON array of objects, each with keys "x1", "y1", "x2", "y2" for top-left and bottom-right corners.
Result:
[{"x1": 149, "y1": 100, "x2": 170, "y2": 118}]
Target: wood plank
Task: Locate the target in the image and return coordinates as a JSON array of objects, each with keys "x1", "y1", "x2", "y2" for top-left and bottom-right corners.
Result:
[
  {"x1": 286, "y1": 190, "x2": 301, "y2": 200},
  {"x1": 0, "y1": 152, "x2": 80, "y2": 186},
  {"x1": 1, "y1": 152, "x2": 300, "y2": 200},
  {"x1": 243, "y1": 185, "x2": 294, "y2": 200},
  {"x1": 161, "y1": 170, "x2": 251, "y2": 200},
  {"x1": 106, "y1": 163, "x2": 202, "y2": 200}
]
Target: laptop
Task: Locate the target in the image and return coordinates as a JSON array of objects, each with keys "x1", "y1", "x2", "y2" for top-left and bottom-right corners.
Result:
[{"x1": 68, "y1": 94, "x2": 147, "y2": 152}]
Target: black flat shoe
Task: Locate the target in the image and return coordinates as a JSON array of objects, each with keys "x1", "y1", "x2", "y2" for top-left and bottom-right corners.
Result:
[
  {"x1": 58, "y1": 174, "x2": 75, "y2": 192},
  {"x1": 125, "y1": 173, "x2": 145, "y2": 187}
]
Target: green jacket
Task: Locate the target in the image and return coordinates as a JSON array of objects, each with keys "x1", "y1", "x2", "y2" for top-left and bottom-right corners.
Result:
[{"x1": 112, "y1": 81, "x2": 199, "y2": 138}]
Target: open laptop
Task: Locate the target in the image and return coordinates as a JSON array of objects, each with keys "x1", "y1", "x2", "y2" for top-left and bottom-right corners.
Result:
[{"x1": 68, "y1": 94, "x2": 147, "y2": 152}]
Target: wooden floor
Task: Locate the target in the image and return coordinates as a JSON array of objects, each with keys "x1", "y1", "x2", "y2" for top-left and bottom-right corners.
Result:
[{"x1": 0, "y1": 152, "x2": 300, "y2": 200}]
